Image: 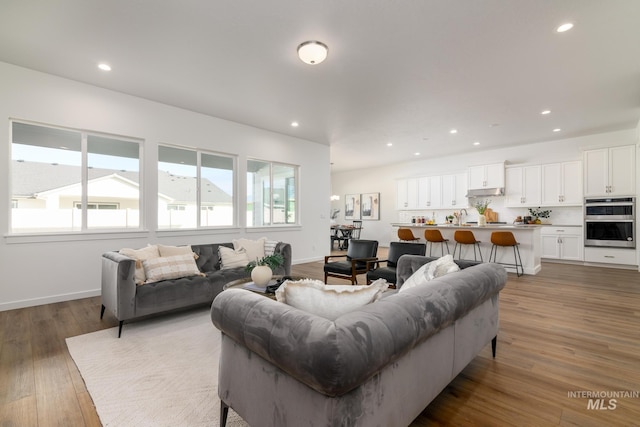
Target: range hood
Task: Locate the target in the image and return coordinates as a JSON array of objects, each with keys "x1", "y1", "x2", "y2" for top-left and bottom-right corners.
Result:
[{"x1": 466, "y1": 187, "x2": 505, "y2": 198}]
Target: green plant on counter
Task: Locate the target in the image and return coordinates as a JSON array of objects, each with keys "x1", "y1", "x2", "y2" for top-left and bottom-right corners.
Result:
[
  {"x1": 245, "y1": 253, "x2": 284, "y2": 272},
  {"x1": 528, "y1": 207, "x2": 552, "y2": 219},
  {"x1": 474, "y1": 199, "x2": 491, "y2": 215}
]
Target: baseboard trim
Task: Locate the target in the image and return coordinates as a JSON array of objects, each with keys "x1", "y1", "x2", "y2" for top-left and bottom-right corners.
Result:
[{"x1": 0, "y1": 289, "x2": 101, "y2": 312}]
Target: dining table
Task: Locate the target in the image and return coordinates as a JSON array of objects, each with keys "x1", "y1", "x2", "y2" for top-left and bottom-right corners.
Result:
[{"x1": 330, "y1": 224, "x2": 356, "y2": 250}]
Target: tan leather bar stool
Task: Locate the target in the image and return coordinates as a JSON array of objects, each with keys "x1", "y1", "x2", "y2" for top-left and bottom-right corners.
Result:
[
  {"x1": 398, "y1": 228, "x2": 420, "y2": 242},
  {"x1": 489, "y1": 231, "x2": 523, "y2": 277},
  {"x1": 424, "y1": 229, "x2": 450, "y2": 257},
  {"x1": 453, "y1": 230, "x2": 483, "y2": 262}
]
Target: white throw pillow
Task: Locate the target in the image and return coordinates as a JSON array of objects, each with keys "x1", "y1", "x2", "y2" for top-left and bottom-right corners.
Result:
[
  {"x1": 142, "y1": 253, "x2": 204, "y2": 284},
  {"x1": 399, "y1": 254, "x2": 460, "y2": 293},
  {"x1": 232, "y1": 237, "x2": 267, "y2": 263},
  {"x1": 157, "y1": 244, "x2": 194, "y2": 257},
  {"x1": 219, "y1": 246, "x2": 250, "y2": 269},
  {"x1": 275, "y1": 279, "x2": 389, "y2": 320},
  {"x1": 119, "y1": 245, "x2": 161, "y2": 285}
]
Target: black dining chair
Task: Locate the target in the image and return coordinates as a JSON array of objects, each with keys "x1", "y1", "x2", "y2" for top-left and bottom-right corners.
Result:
[
  {"x1": 324, "y1": 239, "x2": 378, "y2": 285},
  {"x1": 350, "y1": 220, "x2": 363, "y2": 240}
]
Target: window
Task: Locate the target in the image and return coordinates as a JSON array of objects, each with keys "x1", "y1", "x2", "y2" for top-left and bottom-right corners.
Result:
[
  {"x1": 247, "y1": 160, "x2": 297, "y2": 226},
  {"x1": 158, "y1": 146, "x2": 235, "y2": 229},
  {"x1": 10, "y1": 121, "x2": 141, "y2": 234}
]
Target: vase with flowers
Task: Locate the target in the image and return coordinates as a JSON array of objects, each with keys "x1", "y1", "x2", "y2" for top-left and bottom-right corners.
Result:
[
  {"x1": 528, "y1": 207, "x2": 552, "y2": 224},
  {"x1": 245, "y1": 253, "x2": 284, "y2": 287},
  {"x1": 474, "y1": 200, "x2": 491, "y2": 226}
]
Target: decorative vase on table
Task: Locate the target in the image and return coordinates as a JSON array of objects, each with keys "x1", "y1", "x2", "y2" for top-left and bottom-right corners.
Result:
[
  {"x1": 251, "y1": 265, "x2": 273, "y2": 287},
  {"x1": 478, "y1": 215, "x2": 487, "y2": 226}
]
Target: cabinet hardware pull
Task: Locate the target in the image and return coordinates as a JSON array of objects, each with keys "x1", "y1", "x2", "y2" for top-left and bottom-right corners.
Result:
[{"x1": 604, "y1": 255, "x2": 614, "y2": 258}]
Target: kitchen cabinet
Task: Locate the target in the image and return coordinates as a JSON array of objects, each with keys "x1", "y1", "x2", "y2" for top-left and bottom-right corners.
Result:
[
  {"x1": 468, "y1": 163, "x2": 505, "y2": 190},
  {"x1": 441, "y1": 173, "x2": 468, "y2": 209},
  {"x1": 541, "y1": 161, "x2": 583, "y2": 206},
  {"x1": 584, "y1": 247, "x2": 637, "y2": 266},
  {"x1": 417, "y1": 176, "x2": 442, "y2": 209},
  {"x1": 396, "y1": 178, "x2": 419, "y2": 209},
  {"x1": 505, "y1": 166, "x2": 541, "y2": 207},
  {"x1": 583, "y1": 145, "x2": 635, "y2": 197},
  {"x1": 540, "y1": 226, "x2": 583, "y2": 261}
]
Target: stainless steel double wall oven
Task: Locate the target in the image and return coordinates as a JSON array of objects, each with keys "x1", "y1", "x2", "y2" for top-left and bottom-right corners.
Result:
[{"x1": 584, "y1": 197, "x2": 635, "y2": 248}]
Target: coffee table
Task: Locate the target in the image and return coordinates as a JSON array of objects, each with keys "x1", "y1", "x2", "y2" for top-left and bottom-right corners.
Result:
[{"x1": 224, "y1": 275, "x2": 305, "y2": 298}]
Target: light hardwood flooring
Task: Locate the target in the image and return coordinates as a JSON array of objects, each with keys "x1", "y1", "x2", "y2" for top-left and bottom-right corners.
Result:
[{"x1": 1, "y1": 250, "x2": 639, "y2": 426}]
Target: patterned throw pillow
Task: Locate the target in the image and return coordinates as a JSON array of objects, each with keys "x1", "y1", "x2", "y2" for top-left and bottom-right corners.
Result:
[
  {"x1": 142, "y1": 254, "x2": 204, "y2": 284},
  {"x1": 119, "y1": 245, "x2": 161, "y2": 285},
  {"x1": 264, "y1": 240, "x2": 280, "y2": 256},
  {"x1": 275, "y1": 279, "x2": 389, "y2": 320},
  {"x1": 399, "y1": 254, "x2": 460, "y2": 293}
]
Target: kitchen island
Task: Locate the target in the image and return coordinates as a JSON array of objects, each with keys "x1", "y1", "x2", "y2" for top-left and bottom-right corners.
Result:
[{"x1": 392, "y1": 223, "x2": 542, "y2": 275}]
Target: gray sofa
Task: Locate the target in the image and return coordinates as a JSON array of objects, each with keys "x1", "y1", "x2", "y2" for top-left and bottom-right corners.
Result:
[
  {"x1": 211, "y1": 255, "x2": 507, "y2": 427},
  {"x1": 101, "y1": 242, "x2": 291, "y2": 337}
]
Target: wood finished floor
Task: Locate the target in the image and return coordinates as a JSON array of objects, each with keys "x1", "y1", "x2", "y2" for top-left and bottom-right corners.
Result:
[{"x1": 1, "y1": 249, "x2": 639, "y2": 426}]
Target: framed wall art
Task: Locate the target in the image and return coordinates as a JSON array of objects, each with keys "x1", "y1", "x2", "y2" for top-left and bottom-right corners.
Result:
[
  {"x1": 344, "y1": 194, "x2": 361, "y2": 220},
  {"x1": 361, "y1": 192, "x2": 380, "y2": 220}
]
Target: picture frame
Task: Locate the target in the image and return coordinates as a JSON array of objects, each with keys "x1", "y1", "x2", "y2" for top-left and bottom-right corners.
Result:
[
  {"x1": 344, "y1": 194, "x2": 361, "y2": 220},
  {"x1": 361, "y1": 192, "x2": 380, "y2": 220}
]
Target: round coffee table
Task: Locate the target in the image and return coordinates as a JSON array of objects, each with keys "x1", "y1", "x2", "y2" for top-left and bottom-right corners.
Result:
[{"x1": 224, "y1": 275, "x2": 305, "y2": 298}]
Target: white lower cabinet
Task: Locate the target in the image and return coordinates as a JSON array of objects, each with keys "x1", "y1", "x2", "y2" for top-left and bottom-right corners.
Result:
[
  {"x1": 584, "y1": 247, "x2": 638, "y2": 266},
  {"x1": 540, "y1": 226, "x2": 583, "y2": 261}
]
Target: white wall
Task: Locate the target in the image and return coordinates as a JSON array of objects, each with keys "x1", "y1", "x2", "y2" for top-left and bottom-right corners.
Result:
[
  {"x1": 0, "y1": 62, "x2": 331, "y2": 310},
  {"x1": 331, "y1": 129, "x2": 639, "y2": 247}
]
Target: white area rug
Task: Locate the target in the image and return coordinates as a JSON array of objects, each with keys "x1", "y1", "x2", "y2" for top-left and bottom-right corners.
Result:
[{"x1": 66, "y1": 307, "x2": 248, "y2": 427}]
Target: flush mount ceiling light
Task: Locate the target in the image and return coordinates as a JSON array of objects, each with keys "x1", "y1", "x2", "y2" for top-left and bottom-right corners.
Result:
[{"x1": 297, "y1": 41, "x2": 328, "y2": 65}]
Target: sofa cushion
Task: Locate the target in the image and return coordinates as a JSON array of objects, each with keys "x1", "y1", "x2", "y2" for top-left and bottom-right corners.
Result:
[
  {"x1": 399, "y1": 254, "x2": 460, "y2": 292},
  {"x1": 142, "y1": 253, "x2": 204, "y2": 284},
  {"x1": 233, "y1": 237, "x2": 267, "y2": 262},
  {"x1": 219, "y1": 246, "x2": 250, "y2": 269},
  {"x1": 275, "y1": 278, "x2": 389, "y2": 320},
  {"x1": 119, "y1": 245, "x2": 161, "y2": 285}
]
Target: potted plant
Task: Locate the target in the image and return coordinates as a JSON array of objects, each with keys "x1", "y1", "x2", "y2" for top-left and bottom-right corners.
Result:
[
  {"x1": 528, "y1": 207, "x2": 552, "y2": 224},
  {"x1": 245, "y1": 253, "x2": 284, "y2": 287},
  {"x1": 474, "y1": 200, "x2": 491, "y2": 226}
]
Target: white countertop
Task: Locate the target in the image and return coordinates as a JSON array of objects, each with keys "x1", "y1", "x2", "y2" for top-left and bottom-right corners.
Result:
[{"x1": 392, "y1": 222, "x2": 542, "y2": 230}]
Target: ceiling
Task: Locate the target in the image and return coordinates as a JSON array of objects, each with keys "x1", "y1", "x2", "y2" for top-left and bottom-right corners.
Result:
[{"x1": 1, "y1": 0, "x2": 639, "y2": 172}]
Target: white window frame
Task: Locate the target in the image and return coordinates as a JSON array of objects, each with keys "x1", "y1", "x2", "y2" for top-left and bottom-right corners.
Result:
[{"x1": 246, "y1": 159, "x2": 299, "y2": 227}]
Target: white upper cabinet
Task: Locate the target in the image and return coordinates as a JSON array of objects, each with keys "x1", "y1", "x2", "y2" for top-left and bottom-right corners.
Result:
[
  {"x1": 417, "y1": 176, "x2": 442, "y2": 209},
  {"x1": 583, "y1": 145, "x2": 636, "y2": 197},
  {"x1": 505, "y1": 166, "x2": 541, "y2": 207},
  {"x1": 441, "y1": 173, "x2": 468, "y2": 209},
  {"x1": 468, "y1": 163, "x2": 505, "y2": 189},
  {"x1": 396, "y1": 178, "x2": 419, "y2": 209},
  {"x1": 541, "y1": 161, "x2": 583, "y2": 206}
]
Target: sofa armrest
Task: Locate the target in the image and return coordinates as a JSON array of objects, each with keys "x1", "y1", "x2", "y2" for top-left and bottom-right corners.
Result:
[
  {"x1": 101, "y1": 251, "x2": 137, "y2": 321},
  {"x1": 274, "y1": 242, "x2": 292, "y2": 276}
]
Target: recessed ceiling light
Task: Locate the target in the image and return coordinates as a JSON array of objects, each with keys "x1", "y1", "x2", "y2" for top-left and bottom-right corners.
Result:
[
  {"x1": 553, "y1": 128, "x2": 562, "y2": 132},
  {"x1": 386, "y1": 143, "x2": 393, "y2": 147},
  {"x1": 556, "y1": 23, "x2": 574, "y2": 33},
  {"x1": 98, "y1": 63, "x2": 111, "y2": 71},
  {"x1": 414, "y1": 152, "x2": 421, "y2": 156},
  {"x1": 291, "y1": 121, "x2": 299, "y2": 127},
  {"x1": 541, "y1": 110, "x2": 551, "y2": 115},
  {"x1": 473, "y1": 141, "x2": 480, "y2": 146},
  {"x1": 450, "y1": 129, "x2": 458, "y2": 134}
]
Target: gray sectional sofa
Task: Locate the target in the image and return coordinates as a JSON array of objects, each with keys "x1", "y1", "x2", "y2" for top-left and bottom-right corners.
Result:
[
  {"x1": 101, "y1": 242, "x2": 291, "y2": 337},
  {"x1": 211, "y1": 255, "x2": 507, "y2": 427}
]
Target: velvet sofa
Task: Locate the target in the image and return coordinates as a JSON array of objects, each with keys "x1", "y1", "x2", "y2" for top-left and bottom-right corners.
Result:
[
  {"x1": 211, "y1": 255, "x2": 507, "y2": 426},
  {"x1": 101, "y1": 241, "x2": 291, "y2": 337}
]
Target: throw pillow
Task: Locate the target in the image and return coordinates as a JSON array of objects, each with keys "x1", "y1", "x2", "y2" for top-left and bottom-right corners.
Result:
[
  {"x1": 157, "y1": 244, "x2": 194, "y2": 257},
  {"x1": 399, "y1": 254, "x2": 460, "y2": 293},
  {"x1": 232, "y1": 237, "x2": 267, "y2": 262},
  {"x1": 264, "y1": 240, "x2": 280, "y2": 256},
  {"x1": 219, "y1": 246, "x2": 250, "y2": 269},
  {"x1": 275, "y1": 279, "x2": 389, "y2": 320},
  {"x1": 119, "y1": 245, "x2": 161, "y2": 285},
  {"x1": 142, "y1": 254, "x2": 204, "y2": 284}
]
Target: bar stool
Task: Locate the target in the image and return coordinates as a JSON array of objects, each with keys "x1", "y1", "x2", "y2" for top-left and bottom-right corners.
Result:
[
  {"x1": 424, "y1": 229, "x2": 450, "y2": 257},
  {"x1": 398, "y1": 228, "x2": 420, "y2": 242},
  {"x1": 453, "y1": 230, "x2": 483, "y2": 262},
  {"x1": 489, "y1": 231, "x2": 523, "y2": 277}
]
